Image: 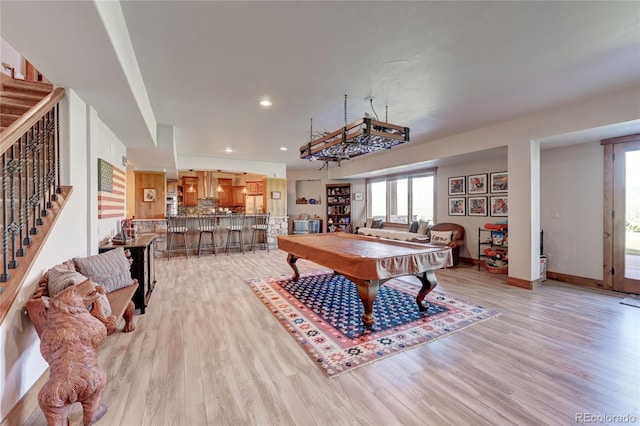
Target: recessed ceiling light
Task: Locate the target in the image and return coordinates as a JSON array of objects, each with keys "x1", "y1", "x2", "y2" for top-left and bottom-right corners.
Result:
[
  {"x1": 280, "y1": 147, "x2": 288, "y2": 151},
  {"x1": 224, "y1": 147, "x2": 233, "y2": 153},
  {"x1": 259, "y1": 99, "x2": 272, "y2": 107}
]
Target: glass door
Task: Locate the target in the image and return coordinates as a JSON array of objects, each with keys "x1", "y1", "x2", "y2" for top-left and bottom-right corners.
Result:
[{"x1": 613, "y1": 140, "x2": 640, "y2": 294}]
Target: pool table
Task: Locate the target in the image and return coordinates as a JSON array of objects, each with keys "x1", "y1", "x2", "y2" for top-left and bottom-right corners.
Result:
[{"x1": 277, "y1": 233, "x2": 453, "y2": 327}]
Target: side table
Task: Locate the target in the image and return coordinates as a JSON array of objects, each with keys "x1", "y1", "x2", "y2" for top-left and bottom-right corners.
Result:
[{"x1": 99, "y1": 234, "x2": 156, "y2": 314}]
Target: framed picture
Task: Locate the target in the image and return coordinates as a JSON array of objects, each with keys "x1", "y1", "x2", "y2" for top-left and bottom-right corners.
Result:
[
  {"x1": 490, "y1": 171, "x2": 508, "y2": 193},
  {"x1": 468, "y1": 196, "x2": 487, "y2": 216},
  {"x1": 468, "y1": 173, "x2": 487, "y2": 194},
  {"x1": 448, "y1": 176, "x2": 466, "y2": 195},
  {"x1": 143, "y1": 188, "x2": 156, "y2": 202},
  {"x1": 490, "y1": 196, "x2": 508, "y2": 216},
  {"x1": 448, "y1": 197, "x2": 466, "y2": 216},
  {"x1": 354, "y1": 192, "x2": 363, "y2": 201},
  {"x1": 271, "y1": 191, "x2": 281, "y2": 200}
]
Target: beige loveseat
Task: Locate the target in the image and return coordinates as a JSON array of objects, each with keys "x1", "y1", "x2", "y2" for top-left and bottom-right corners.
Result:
[{"x1": 358, "y1": 221, "x2": 465, "y2": 265}]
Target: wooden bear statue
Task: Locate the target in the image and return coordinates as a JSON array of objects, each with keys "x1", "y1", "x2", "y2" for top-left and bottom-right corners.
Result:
[{"x1": 38, "y1": 284, "x2": 108, "y2": 426}]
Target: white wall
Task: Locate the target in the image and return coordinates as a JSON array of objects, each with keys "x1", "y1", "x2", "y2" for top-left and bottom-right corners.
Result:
[
  {"x1": 0, "y1": 89, "x2": 127, "y2": 419},
  {"x1": 540, "y1": 142, "x2": 603, "y2": 279},
  {"x1": 0, "y1": 37, "x2": 24, "y2": 78},
  {"x1": 436, "y1": 157, "x2": 508, "y2": 261},
  {"x1": 432, "y1": 141, "x2": 603, "y2": 278}
]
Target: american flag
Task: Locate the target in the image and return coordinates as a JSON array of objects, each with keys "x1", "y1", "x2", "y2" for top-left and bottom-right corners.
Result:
[{"x1": 98, "y1": 158, "x2": 125, "y2": 219}]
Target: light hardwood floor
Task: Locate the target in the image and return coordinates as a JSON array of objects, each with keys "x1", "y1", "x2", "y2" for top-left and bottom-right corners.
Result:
[{"x1": 20, "y1": 249, "x2": 640, "y2": 425}]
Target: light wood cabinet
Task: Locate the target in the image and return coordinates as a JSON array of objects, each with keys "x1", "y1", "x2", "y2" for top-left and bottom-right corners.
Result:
[
  {"x1": 217, "y1": 178, "x2": 233, "y2": 206},
  {"x1": 183, "y1": 176, "x2": 198, "y2": 206},
  {"x1": 246, "y1": 181, "x2": 264, "y2": 195},
  {"x1": 167, "y1": 180, "x2": 178, "y2": 194},
  {"x1": 232, "y1": 186, "x2": 246, "y2": 206}
]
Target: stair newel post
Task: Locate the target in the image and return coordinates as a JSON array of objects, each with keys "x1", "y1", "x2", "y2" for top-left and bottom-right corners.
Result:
[
  {"x1": 29, "y1": 124, "x2": 40, "y2": 234},
  {"x1": 17, "y1": 133, "x2": 28, "y2": 254},
  {"x1": 1, "y1": 152, "x2": 10, "y2": 282},
  {"x1": 54, "y1": 102, "x2": 61, "y2": 196}
]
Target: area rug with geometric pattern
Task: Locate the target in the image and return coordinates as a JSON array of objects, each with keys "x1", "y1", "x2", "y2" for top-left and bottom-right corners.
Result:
[{"x1": 246, "y1": 270, "x2": 501, "y2": 377}]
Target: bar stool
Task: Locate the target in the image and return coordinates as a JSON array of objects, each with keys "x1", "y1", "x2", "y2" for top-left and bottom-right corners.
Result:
[
  {"x1": 250, "y1": 213, "x2": 270, "y2": 253},
  {"x1": 167, "y1": 215, "x2": 189, "y2": 260},
  {"x1": 197, "y1": 213, "x2": 217, "y2": 257},
  {"x1": 224, "y1": 213, "x2": 245, "y2": 255}
]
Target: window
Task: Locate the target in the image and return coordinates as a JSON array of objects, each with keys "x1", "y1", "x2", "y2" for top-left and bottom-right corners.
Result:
[
  {"x1": 389, "y1": 177, "x2": 408, "y2": 223},
  {"x1": 368, "y1": 180, "x2": 386, "y2": 221},
  {"x1": 411, "y1": 175, "x2": 434, "y2": 222},
  {"x1": 366, "y1": 170, "x2": 435, "y2": 224}
]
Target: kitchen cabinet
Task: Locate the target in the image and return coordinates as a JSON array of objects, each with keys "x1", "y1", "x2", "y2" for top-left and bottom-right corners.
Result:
[
  {"x1": 217, "y1": 178, "x2": 233, "y2": 206},
  {"x1": 182, "y1": 176, "x2": 199, "y2": 206},
  {"x1": 166, "y1": 180, "x2": 178, "y2": 194},
  {"x1": 232, "y1": 186, "x2": 246, "y2": 206},
  {"x1": 246, "y1": 181, "x2": 264, "y2": 195}
]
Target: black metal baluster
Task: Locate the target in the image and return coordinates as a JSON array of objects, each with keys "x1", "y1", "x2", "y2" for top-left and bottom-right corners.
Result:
[
  {"x1": 7, "y1": 143, "x2": 19, "y2": 269},
  {"x1": 47, "y1": 108, "x2": 55, "y2": 205},
  {"x1": 39, "y1": 115, "x2": 48, "y2": 217},
  {"x1": 1, "y1": 153, "x2": 10, "y2": 282},
  {"x1": 45, "y1": 109, "x2": 53, "y2": 208},
  {"x1": 30, "y1": 124, "x2": 41, "y2": 233},
  {"x1": 17, "y1": 133, "x2": 27, "y2": 256},
  {"x1": 54, "y1": 103, "x2": 61, "y2": 196}
]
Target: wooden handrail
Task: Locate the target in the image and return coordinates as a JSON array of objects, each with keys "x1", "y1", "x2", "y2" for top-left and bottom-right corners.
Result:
[{"x1": 0, "y1": 87, "x2": 65, "y2": 155}]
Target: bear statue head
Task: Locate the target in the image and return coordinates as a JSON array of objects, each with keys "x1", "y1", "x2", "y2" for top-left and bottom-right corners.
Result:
[{"x1": 41, "y1": 283, "x2": 103, "y2": 315}]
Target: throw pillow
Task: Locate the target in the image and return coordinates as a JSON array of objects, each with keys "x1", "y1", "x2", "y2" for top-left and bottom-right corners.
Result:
[
  {"x1": 365, "y1": 218, "x2": 374, "y2": 228},
  {"x1": 46, "y1": 266, "x2": 89, "y2": 296},
  {"x1": 408, "y1": 221, "x2": 419, "y2": 233},
  {"x1": 371, "y1": 219, "x2": 383, "y2": 229},
  {"x1": 417, "y1": 219, "x2": 430, "y2": 234},
  {"x1": 74, "y1": 247, "x2": 132, "y2": 293},
  {"x1": 430, "y1": 230, "x2": 453, "y2": 245}
]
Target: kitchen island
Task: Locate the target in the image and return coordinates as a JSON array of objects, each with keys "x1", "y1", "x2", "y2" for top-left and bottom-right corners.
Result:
[{"x1": 133, "y1": 215, "x2": 288, "y2": 256}]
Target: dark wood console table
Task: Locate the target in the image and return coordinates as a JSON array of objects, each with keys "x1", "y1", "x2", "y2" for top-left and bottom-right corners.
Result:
[{"x1": 99, "y1": 234, "x2": 156, "y2": 314}]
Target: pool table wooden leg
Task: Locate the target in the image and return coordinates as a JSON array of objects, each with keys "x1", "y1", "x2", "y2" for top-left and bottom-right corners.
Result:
[
  {"x1": 286, "y1": 253, "x2": 300, "y2": 280},
  {"x1": 415, "y1": 270, "x2": 438, "y2": 311},
  {"x1": 352, "y1": 278, "x2": 380, "y2": 328}
]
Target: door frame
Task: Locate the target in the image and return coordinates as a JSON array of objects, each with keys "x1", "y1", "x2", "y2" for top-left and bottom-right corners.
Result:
[{"x1": 602, "y1": 133, "x2": 640, "y2": 293}]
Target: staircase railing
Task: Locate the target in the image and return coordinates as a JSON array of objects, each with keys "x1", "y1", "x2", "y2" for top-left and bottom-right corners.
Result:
[{"x1": 0, "y1": 87, "x2": 66, "y2": 323}]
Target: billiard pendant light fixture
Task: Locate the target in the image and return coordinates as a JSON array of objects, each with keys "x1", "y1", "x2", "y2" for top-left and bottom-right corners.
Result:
[{"x1": 300, "y1": 94, "x2": 409, "y2": 169}]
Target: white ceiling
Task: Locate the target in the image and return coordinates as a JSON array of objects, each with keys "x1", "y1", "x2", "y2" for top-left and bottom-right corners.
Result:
[{"x1": 2, "y1": 1, "x2": 639, "y2": 175}]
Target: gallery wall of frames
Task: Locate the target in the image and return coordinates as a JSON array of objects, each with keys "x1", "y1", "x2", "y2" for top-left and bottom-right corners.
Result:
[{"x1": 447, "y1": 172, "x2": 508, "y2": 217}]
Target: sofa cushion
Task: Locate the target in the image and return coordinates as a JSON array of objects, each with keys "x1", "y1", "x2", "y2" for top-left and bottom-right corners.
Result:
[
  {"x1": 429, "y1": 230, "x2": 453, "y2": 245},
  {"x1": 408, "y1": 221, "x2": 419, "y2": 233},
  {"x1": 358, "y1": 227, "x2": 430, "y2": 243},
  {"x1": 417, "y1": 220, "x2": 430, "y2": 234},
  {"x1": 74, "y1": 247, "x2": 132, "y2": 293}
]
